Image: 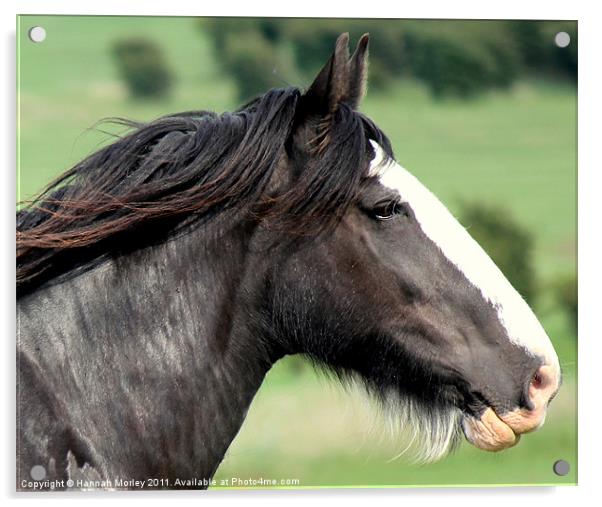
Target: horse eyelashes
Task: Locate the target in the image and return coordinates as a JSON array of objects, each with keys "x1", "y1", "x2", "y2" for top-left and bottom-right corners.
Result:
[{"x1": 370, "y1": 200, "x2": 409, "y2": 221}]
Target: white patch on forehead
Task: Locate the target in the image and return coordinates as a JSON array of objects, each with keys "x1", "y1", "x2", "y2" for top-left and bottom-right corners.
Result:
[{"x1": 369, "y1": 141, "x2": 559, "y2": 374}]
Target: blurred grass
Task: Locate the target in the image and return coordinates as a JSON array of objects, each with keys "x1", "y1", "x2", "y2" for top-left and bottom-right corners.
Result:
[{"x1": 17, "y1": 15, "x2": 577, "y2": 487}]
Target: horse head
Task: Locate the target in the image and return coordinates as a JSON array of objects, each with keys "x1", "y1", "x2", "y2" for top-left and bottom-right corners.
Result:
[{"x1": 262, "y1": 33, "x2": 560, "y2": 461}]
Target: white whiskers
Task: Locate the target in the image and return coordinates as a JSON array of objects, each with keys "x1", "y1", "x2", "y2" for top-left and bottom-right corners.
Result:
[{"x1": 353, "y1": 384, "x2": 463, "y2": 464}]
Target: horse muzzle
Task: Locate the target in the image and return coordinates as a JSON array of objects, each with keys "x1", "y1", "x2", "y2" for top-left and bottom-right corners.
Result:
[{"x1": 461, "y1": 364, "x2": 560, "y2": 452}]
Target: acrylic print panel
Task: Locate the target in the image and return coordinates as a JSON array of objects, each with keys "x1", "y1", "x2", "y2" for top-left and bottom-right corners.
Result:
[{"x1": 16, "y1": 15, "x2": 577, "y2": 490}]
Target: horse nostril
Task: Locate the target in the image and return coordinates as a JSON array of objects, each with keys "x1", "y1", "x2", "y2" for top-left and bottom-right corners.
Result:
[
  {"x1": 500, "y1": 364, "x2": 560, "y2": 435},
  {"x1": 528, "y1": 365, "x2": 558, "y2": 406},
  {"x1": 530, "y1": 371, "x2": 544, "y2": 390}
]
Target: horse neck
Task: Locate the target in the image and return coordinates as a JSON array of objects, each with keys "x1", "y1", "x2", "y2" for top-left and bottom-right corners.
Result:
[{"x1": 18, "y1": 219, "x2": 277, "y2": 483}]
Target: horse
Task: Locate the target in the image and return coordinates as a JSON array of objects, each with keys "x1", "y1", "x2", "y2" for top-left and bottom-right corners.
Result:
[{"x1": 16, "y1": 33, "x2": 561, "y2": 490}]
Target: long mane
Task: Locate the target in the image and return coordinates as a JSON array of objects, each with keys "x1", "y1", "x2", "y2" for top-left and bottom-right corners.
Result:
[{"x1": 17, "y1": 87, "x2": 392, "y2": 296}]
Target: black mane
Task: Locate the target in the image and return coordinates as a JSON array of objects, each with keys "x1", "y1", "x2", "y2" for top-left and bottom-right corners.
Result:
[{"x1": 17, "y1": 87, "x2": 392, "y2": 297}]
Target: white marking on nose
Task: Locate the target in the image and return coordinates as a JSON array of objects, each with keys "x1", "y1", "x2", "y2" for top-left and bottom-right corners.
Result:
[{"x1": 369, "y1": 141, "x2": 560, "y2": 377}]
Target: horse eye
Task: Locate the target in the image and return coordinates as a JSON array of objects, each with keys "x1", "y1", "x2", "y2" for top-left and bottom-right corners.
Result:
[{"x1": 372, "y1": 201, "x2": 408, "y2": 221}]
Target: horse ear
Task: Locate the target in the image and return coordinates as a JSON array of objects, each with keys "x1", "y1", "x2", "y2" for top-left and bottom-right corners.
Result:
[
  {"x1": 348, "y1": 33, "x2": 369, "y2": 109},
  {"x1": 303, "y1": 33, "x2": 350, "y2": 115}
]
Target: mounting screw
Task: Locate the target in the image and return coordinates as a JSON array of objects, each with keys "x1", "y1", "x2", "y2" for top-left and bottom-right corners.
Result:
[{"x1": 553, "y1": 459, "x2": 570, "y2": 476}]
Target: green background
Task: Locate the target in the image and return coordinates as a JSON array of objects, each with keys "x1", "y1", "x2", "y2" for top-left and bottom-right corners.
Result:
[{"x1": 17, "y1": 16, "x2": 577, "y2": 487}]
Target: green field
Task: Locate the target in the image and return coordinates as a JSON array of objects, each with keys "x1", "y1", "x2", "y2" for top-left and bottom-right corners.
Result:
[{"x1": 17, "y1": 16, "x2": 577, "y2": 487}]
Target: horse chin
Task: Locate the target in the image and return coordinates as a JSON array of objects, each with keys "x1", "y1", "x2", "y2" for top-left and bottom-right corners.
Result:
[{"x1": 461, "y1": 407, "x2": 520, "y2": 452}]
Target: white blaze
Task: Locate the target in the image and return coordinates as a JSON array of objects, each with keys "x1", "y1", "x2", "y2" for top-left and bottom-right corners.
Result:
[{"x1": 369, "y1": 141, "x2": 560, "y2": 376}]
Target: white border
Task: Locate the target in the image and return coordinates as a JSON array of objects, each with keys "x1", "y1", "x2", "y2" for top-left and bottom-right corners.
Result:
[
  {"x1": 0, "y1": 0, "x2": 586, "y2": 19},
  {"x1": 3, "y1": 1, "x2": 600, "y2": 506}
]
